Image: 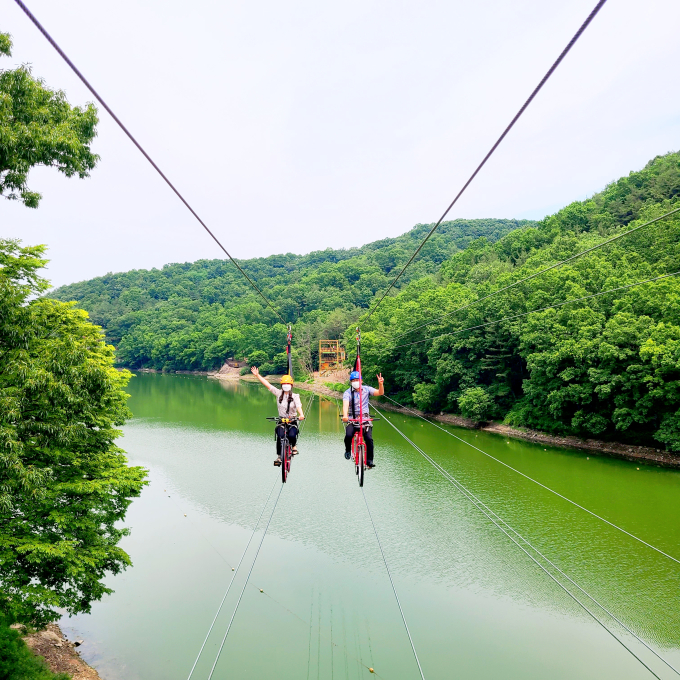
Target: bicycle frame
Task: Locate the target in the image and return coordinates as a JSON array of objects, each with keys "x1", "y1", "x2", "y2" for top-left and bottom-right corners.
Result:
[
  {"x1": 266, "y1": 417, "x2": 297, "y2": 482},
  {"x1": 346, "y1": 417, "x2": 374, "y2": 487},
  {"x1": 347, "y1": 418, "x2": 372, "y2": 465}
]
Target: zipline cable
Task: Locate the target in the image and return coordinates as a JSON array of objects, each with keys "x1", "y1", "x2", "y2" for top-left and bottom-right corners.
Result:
[
  {"x1": 375, "y1": 401, "x2": 680, "y2": 677},
  {"x1": 185, "y1": 476, "x2": 279, "y2": 680},
  {"x1": 362, "y1": 0, "x2": 608, "y2": 324},
  {"x1": 371, "y1": 404, "x2": 668, "y2": 679},
  {"x1": 188, "y1": 393, "x2": 314, "y2": 677},
  {"x1": 391, "y1": 269, "x2": 680, "y2": 349},
  {"x1": 203, "y1": 392, "x2": 314, "y2": 678},
  {"x1": 389, "y1": 206, "x2": 680, "y2": 342},
  {"x1": 381, "y1": 395, "x2": 680, "y2": 565},
  {"x1": 361, "y1": 488, "x2": 426, "y2": 680},
  {"x1": 13, "y1": 0, "x2": 286, "y2": 325},
  {"x1": 207, "y1": 482, "x2": 285, "y2": 679}
]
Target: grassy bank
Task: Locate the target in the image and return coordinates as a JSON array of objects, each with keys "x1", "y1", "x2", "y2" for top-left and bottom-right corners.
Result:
[{"x1": 0, "y1": 619, "x2": 69, "y2": 680}]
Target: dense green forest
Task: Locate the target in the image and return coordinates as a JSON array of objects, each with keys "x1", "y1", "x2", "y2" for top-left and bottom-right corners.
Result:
[
  {"x1": 359, "y1": 152, "x2": 680, "y2": 450},
  {"x1": 50, "y1": 218, "x2": 530, "y2": 373},
  {"x1": 51, "y1": 151, "x2": 680, "y2": 450}
]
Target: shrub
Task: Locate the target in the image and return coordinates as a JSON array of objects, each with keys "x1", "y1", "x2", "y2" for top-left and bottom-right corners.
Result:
[
  {"x1": 247, "y1": 350, "x2": 268, "y2": 367},
  {"x1": 412, "y1": 383, "x2": 439, "y2": 412},
  {"x1": 324, "y1": 382, "x2": 346, "y2": 393},
  {"x1": 0, "y1": 618, "x2": 70, "y2": 680},
  {"x1": 458, "y1": 387, "x2": 493, "y2": 422}
]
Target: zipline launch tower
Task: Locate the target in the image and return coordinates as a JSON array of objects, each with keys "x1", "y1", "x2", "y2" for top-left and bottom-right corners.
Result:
[{"x1": 319, "y1": 340, "x2": 345, "y2": 375}]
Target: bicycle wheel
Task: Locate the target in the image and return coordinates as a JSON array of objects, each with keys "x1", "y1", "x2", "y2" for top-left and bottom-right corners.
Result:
[
  {"x1": 282, "y1": 438, "x2": 289, "y2": 483},
  {"x1": 353, "y1": 437, "x2": 359, "y2": 476},
  {"x1": 357, "y1": 443, "x2": 365, "y2": 487}
]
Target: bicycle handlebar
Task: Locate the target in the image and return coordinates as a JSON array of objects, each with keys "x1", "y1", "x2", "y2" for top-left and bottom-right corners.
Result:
[
  {"x1": 266, "y1": 417, "x2": 300, "y2": 423},
  {"x1": 340, "y1": 416, "x2": 380, "y2": 422}
]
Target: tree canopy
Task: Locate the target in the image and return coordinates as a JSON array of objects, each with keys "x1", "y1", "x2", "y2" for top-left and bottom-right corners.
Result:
[
  {"x1": 49, "y1": 218, "x2": 530, "y2": 372},
  {"x1": 0, "y1": 32, "x2": 99, "y2": 208},
  {"x1": 359, "y1": 152, "x2": 680, "y2": 450},
  {"x1": 0, "y1": 240, "x2": 147, "y2": 625}
]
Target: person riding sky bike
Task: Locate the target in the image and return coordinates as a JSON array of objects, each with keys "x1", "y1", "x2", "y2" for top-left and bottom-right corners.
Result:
[
  {"x1": 251, "y1": 367, "x2": 305, "y2": 466},
  {"x1": 342, "y1": 371, "x2": 384, "y2": 468}
]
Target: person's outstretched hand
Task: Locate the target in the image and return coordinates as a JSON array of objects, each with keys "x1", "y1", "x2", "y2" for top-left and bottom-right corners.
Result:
[
  {"x1": 251, "y1": 366, "x2": 259, "y2": 376},
  {"x1": 377, "y1": 373, "x2": 384, "y2": 384}
]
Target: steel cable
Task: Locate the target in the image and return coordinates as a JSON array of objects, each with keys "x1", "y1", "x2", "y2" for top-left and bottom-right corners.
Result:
[
  {"x1": 187, "y1": 392, "x2": 314, "y2": 678},
  {"x1": 13, "y1": 0, "x2": 286, "y2": 325},
  {"x1": 203, "y1": 392, "x2": 315, "y2": 678},
  {"x1": 362, "y1": 0, "x2": 608, "y2": 324},
  {"x1": 382, "y1": 395, "x2": 680, "y2": 565},
  {"x1": 389, "y1": 206, "x2": 680, "y2": 343},
  {"x1": 361, "y1": 488, "x2": 426, "y2": 680},
  {"x1": 371, "y1": 403, "x2": 668, "y2": 679},
  {"x1": 391, "y1": 269, "x2": 680, "y2": 349},
  {"x1": 185, "y1": 476, "x2": 279, "y2": 680},
  {"x1": 207, "y1": 481, "x2": 285, "y2": 679}
]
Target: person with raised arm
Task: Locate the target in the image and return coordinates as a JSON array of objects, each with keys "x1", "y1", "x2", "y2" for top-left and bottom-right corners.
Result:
[
  {"x1": 342, "y1": 371, "x2": 384, "y2": 468},
  {"x1": 251, "y1": 367, "x2": 305, "y2": 466}
]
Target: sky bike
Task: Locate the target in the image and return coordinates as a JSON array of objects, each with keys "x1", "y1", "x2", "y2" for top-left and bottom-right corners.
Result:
[
  {"x1": 266, "y1": 416, "x2": 297, "y2": 483},
  {"x1": 344, "y1": 416, "x2": 379, "y2": 487}
]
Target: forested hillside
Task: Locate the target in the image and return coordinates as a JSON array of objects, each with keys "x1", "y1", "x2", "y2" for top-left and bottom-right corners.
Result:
[
  {"x1": 360, "y1": 152, "x2": 680, "y2": 450},
  {"x1": 49, "y1": 218, "x2": 529, "y2": 371},
  {"x1": 51, "y1": 151, "x2": 680, "y2": 449}
]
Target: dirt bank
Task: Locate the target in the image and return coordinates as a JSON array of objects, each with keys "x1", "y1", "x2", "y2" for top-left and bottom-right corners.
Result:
[{"x1": 18, "y1": 622, "x2": 102, "y2": 679}]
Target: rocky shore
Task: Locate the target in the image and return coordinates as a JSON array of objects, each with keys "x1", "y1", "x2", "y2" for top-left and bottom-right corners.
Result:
[{"x1": 17, "y1": 622, "x2": 102, "y2": 679}]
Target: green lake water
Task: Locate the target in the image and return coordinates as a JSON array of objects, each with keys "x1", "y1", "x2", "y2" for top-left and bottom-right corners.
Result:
[{"x1": 61, "y1": 373, "x2": 680, "y2": 679}]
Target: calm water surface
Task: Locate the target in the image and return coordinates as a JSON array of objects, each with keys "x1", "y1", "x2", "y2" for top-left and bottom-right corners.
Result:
[{"x1": 62, "y1": 374, "x2": 680, "y2": 680}]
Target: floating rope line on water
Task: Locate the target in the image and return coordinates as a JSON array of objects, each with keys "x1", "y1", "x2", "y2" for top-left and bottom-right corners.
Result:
[
  {"x1": 13, "y1": 0, "x2": 287, "y2": 325},
  {"x1": 361, "y1": 488, "x2": 426, "y2": 680},
  {"x1": 388, "y1": 206, "x2": 680, "y2": 343},
  {"x1": 207, "y1": 482, "x2": 285, "y2": 679},
  {"x1": 391, "y1": 269, "x2": 680, "y2": 349},
  {"x1": 381, "y1": 395, "x2": 680, "y2": 566},
  {"x1": 362, "y1": 0, "x2": 609, "y2": 325},
  {"x1": 372, "y1": 403, "x2": 671, "y2": 679},
  {"x1": 185, "y1": 476, "x2": 279, "y2": 680}
]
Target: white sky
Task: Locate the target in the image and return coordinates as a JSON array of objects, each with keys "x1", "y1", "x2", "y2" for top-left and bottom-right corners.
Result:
[{"x1": 2, "y1": 0, "x2": 679, "y2": 289}]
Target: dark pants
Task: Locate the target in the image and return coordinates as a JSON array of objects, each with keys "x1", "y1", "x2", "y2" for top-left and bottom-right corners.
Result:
[
  {"x1": 275, "y1": 424, "x2": 298, "y2": 458},
  {"x1": 345, "y1": 423, "x2": 374, "y2": 463}
]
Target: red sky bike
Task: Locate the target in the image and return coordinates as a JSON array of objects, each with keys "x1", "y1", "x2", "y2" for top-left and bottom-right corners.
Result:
[
  {"x1": 345, "y1": 416, "x2": 379, "y2": 487},
  {"x1": 267, "y1": 416, "x2": 295, "y2": 483},
  {"x1": 345, "y1": 327, "x2": 380, "y2": 486}
]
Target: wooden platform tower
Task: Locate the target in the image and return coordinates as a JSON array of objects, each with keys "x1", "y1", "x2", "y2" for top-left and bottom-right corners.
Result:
[{"x1": 319, "y1": 340, "x2": 346, "y2": 375}]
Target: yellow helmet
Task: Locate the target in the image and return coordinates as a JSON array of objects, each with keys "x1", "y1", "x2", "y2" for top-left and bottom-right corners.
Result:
[{"x1": 280, "y1": 375, "x2": 294, "y2": 385}]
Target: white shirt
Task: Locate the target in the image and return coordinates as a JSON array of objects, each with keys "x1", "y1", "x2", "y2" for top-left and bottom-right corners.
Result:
[{"x1": 268, "y1": 385, "x2": 302, "y2": 418}]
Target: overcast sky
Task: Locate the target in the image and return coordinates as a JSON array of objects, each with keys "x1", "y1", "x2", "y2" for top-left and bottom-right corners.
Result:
[{"x1": 2, "y1": 0, "x2": 679, "y2": 289}]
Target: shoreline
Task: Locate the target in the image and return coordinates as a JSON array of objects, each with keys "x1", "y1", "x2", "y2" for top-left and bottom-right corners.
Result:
[
  {"x1": 19, "y1": 622, "x2": 102, "y2": 679},
  {"x1": 221, "y1": 371, "x2": 680, "y2": 469},
  {"x1": 126, "y1": 367, "x2": 680, "y2": 469}
]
